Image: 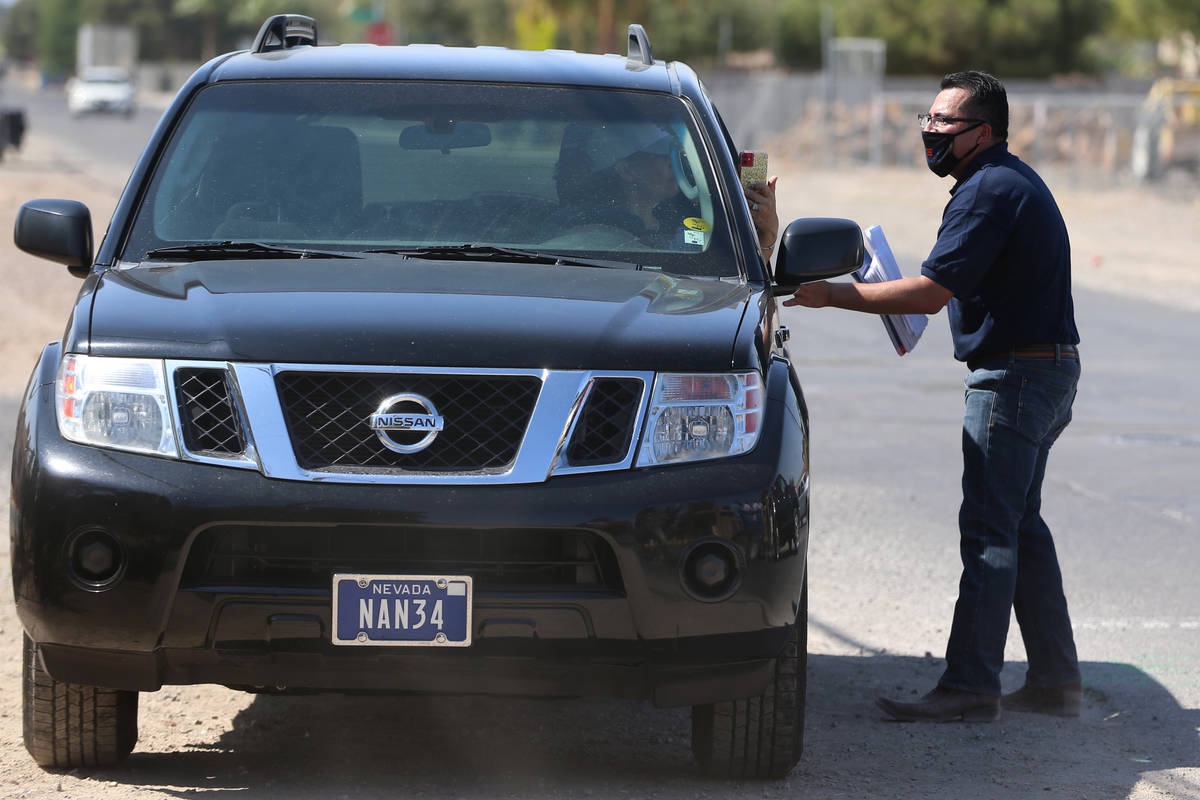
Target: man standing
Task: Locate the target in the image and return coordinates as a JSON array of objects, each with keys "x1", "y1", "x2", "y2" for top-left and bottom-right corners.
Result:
[{"x1": 786, "y1": 71, "x2": 1083, "y2": 722}]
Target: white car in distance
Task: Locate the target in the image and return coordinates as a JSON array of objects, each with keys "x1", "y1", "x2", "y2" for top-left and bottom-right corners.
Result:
[{"x1": 67, "y1": 67, "x2": 136, "y2": 117}]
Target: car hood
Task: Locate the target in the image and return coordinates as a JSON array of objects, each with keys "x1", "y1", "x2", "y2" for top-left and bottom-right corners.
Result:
[
  {"x1": 86, "y1": 259, "x2": 753, "y2": 371},
  {"x1": 71, "y1": 83, "x2": 134, "y2": 100}
]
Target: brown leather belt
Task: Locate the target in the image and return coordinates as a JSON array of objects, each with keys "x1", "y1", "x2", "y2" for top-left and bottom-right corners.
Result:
[{"x1": 969, "y1": 343, "x2": 1078, "y2": 369}]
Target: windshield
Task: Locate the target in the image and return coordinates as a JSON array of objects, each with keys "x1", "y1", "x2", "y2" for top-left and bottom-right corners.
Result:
[{"x1": 123, "y1": 80, "x2": 741, "y2": 277}]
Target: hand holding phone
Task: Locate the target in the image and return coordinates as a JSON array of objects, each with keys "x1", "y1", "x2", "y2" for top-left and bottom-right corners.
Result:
[{"x1": 739, "y1": 150, "x2": 768, "y2": 189}]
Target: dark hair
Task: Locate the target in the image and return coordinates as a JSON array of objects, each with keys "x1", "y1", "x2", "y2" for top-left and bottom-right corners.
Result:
[{"x1": 940, "y1": 71, "x2": 1008, "y2": 142}]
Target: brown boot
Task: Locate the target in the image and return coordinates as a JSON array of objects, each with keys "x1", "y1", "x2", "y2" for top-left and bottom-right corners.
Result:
[
  {"x1": 876, "y1": 686, "x2": 1000, "y2": 722},
  {"x1": 1002, "y1": 682, "x2": 1082, "y2": 717}
]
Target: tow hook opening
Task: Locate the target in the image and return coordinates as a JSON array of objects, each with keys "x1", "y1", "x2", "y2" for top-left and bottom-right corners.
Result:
[
  {"x1": 66, "y1": 528, "x2": 125, "y2": 590},
  {"x1": 680, "y1": 539, "x2": 743, "y2": 602}
]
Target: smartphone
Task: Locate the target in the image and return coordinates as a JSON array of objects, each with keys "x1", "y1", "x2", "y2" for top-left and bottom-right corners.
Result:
[{"x1": 739, "y1": 150, "x2": 768, "y2": 189}]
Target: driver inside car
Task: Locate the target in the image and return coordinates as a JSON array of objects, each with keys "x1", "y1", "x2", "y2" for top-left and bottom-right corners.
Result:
[
  {"x1": 608, "y1": 130, "x2": 699, "y2": 245},
  {"x1": 554, "y1": 125, "x2": 702, "y2": 248}
]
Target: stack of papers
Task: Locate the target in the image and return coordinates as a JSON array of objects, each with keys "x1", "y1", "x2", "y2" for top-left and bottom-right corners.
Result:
[{"x1": 853, "y1": 225, "x2": 928, "y2": 356}]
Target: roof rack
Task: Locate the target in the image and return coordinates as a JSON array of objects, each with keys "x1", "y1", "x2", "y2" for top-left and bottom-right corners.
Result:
[
  {"x1": 627, "y1": 24, "x2": 653, "y2": 67},
  {"x1": 252, "y1": 14, "x2": 318, "y2": 54}
]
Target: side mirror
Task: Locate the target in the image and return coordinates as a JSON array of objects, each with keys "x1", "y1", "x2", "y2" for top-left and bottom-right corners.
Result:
[
  {"x1": 15, "y1": 199, "x2": 93, "y2": 277},
  {"x1": 771, "y1": 217, "x2": 864, "y2": 296}
]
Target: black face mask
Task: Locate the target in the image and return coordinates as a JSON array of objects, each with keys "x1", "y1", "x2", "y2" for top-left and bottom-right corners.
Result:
[{"x1": 922, "y1": 121, "x2": 983, "y2": 177}]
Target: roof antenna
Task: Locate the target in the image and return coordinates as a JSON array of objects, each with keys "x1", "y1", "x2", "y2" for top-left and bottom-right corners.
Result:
[
  {"x1": 252, "y1": 14, "x2": 318, "y2": 54},
  {"x1": 627, "y1": 24, "x2": 654, "y2": 67}
]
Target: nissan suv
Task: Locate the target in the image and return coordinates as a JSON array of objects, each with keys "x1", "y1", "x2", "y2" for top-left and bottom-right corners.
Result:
[{"x1": 11, "y1": 15, "x2": 863, "y2": 779}]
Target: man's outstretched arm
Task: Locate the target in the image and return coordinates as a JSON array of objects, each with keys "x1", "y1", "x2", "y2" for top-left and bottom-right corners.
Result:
[{"x1": 783, "y1": 276, "x2": 953, "y2": 316}]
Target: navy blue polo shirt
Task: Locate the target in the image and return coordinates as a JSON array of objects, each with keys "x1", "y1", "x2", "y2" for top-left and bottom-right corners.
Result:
[{"x1": 920, "y1": 143, "x2": 1079, "y2": 363}]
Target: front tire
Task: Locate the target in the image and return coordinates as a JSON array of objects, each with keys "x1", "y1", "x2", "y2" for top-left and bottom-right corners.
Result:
[
  {"x1": 22, "y1": 634, "x2": 138, "y2": 768},
  {"x1": 691, "y1": 575, "x2": 808, "y2": 779}
]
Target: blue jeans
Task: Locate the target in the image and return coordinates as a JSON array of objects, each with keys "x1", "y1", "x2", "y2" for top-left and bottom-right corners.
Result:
[{"x1": 939, "y1": 350, "x2": 1082, "y2": 696}]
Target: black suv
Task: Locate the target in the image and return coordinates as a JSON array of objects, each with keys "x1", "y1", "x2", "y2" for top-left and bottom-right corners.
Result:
[{"x1": 11, "y1": 15, "x2": 862, "y2": 779}]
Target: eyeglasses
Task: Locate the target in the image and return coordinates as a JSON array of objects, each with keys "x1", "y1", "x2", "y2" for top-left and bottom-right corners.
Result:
[{"x1": 917, "y1": 113, "x2": 984, "y2": 129}]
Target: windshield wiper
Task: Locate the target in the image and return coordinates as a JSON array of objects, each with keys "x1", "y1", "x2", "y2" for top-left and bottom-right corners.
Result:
[
  {"x1": 145, "y1": 242, "x2": 361, "y2": 261},
  {"x1": 362, "y1": 244, "x2": 641, "y2": 271}
]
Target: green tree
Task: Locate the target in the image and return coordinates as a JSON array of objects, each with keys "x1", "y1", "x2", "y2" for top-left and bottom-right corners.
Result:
[
  {"x1": 36, "y1": 0, "x2": 81, "y2": 77},
  {"x1": 390, "y1": 0, "x2": 478, "y2": 46},
  {"x1": 777, "y1": 0, "x2": 823, "y2": 70},
  {"x1": 82, "y1": 0, "x2": 167, "y2": 28},
  {"x1": 2, "y1": 0, "x2": 40, "y2": 64},
  {"x1": 172, "y1": 0, "x2": 236, "y2": 60},
  {"x1": 777, "y1": 0, "x2": 1111, "y2": 77},
  {"x1": 528, "y1": 0, "x2": 772, "y2": 65},
  {"x1": 167, "y1": 0, "x2": 332, "y2": 60},
  {"x1": 18, "y1": 0, "x2": 1200, "y2": 78},
  {"x1": 513, "y1": 0, "x2": 558, "y2": 51},
  {"x1": 1108, "y1": 0, "x2": 1200, "y2": 39}
]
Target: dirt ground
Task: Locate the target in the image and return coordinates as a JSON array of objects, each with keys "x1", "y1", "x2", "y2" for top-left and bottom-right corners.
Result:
[{"x1": 0, "y1": 126, "x2": 1198, "y2": 799}]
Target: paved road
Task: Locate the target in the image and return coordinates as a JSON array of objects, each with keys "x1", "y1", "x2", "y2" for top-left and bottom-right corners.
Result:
[
  {"x1": 1, "y1": 77, "x2": 163, "y2": 180},
  {"x1": 2, "y1": 78, "x2": 1198, "y2": 798}
]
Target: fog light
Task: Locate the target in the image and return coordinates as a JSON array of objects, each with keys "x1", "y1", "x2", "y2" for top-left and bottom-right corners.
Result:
[
  {"x1": 67, "y1": 529, "x2": 124, "y2": 589},
  {"x1": 681, "y1": 540, "x2": 742, "y2": 601}
]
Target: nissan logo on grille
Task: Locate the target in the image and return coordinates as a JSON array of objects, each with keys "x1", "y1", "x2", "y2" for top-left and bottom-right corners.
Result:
[{"x1": 369, "y1": 393, "x2": 445, "y2": 454}]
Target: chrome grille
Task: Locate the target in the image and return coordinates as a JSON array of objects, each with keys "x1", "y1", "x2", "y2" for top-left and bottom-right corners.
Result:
[
  {"x1": 566, "y1": 378, "x2": 643, "y2": 466},
  {"x1": 175, "y1": 368, "x2": 246, "y2": 456},
  {"x1": 276, "y1": 372, "x2": 541, "y2": 472},
  {"x1": 182, "y1": 524, "x2": 625, "y2": 595}
]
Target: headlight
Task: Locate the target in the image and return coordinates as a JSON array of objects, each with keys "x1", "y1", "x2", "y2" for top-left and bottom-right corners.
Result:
[
  {"x1": 636, "y1": 372, "x2": 762, "y2": 466},
  {"x1": 56, "y1": 354, "x2": 180, "y2": 457}
]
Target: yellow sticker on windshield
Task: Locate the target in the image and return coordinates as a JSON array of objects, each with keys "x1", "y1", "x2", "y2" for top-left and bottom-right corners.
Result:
[{"x1": 684, "y1": 218, "x2": 712, "y2": 232}]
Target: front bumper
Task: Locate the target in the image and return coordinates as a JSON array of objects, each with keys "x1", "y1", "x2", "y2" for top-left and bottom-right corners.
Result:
[
  {"x1": 12, "y1": 348, "x2": 810, "y2": 707},
  {"x1": 68, "y1": 95, "x2": 134, "y2": 114}
]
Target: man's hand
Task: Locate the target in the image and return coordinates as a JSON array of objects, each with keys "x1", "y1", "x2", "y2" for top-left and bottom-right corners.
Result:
[{"x1": 783, "y1": 281, "x2": 832, "y2": 308}]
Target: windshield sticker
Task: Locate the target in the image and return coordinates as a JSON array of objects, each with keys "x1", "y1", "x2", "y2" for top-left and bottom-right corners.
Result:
[
  {"x1": 684, "y1": 228, "x2": 708, "y2": 246},
  {"x1": 684, "y1": 217, "x2": 712, "y2": 232}
]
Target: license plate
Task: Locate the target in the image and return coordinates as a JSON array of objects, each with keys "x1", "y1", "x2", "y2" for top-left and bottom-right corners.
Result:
[{"x1": 332, "y1": 574, "x2": 472, "y2": 646}]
